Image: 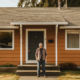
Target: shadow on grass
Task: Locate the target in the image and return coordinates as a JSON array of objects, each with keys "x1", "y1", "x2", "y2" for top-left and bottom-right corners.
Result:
[{"x1": 61, "y1": 70, "x2": 80, "y2": 76}]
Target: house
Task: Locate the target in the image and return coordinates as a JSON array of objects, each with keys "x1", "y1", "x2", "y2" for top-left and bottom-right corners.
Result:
[{"x1": 0, "y1": 7, "x2": 80, "y2": 68}]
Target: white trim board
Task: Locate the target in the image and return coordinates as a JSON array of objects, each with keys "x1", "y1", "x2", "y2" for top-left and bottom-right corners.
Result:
[
  {"x1": 0, "y1": 26, "x2": 19, "y2": 29},
  {"x1": 60, "y1": 26, "x2": 80, "y2": 29},
  {"x1": 0, "y1": 30, "x2": 14, "y2": 50},
  {"x1": 65, "y1": 30, "x2": 80, "y2": 50},
  {"x1": 11, "y1": 22, "x2": 68, "y2": 25},
  {"x1": 25, "y1": 29, "x2": 46, "y2": 63}
]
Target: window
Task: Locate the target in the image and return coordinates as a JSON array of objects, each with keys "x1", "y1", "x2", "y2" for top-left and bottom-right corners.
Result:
[
  {"x1": 0, "y1": 30, "x2": 14, "y2": 50},
  {"x1": 65, "y1": 30, "x2": 80, "y2": 50}
]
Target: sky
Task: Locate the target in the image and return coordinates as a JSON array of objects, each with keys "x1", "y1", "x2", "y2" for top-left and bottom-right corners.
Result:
[
  {"x1": 0, "y1": 0, "x2": 40, "y2": 7},
  {"x1": 0, "y1": 0, "x2": 19, "y2": 7}
]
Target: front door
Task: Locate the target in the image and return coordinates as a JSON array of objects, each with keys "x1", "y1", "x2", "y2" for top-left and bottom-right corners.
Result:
[
  {"x1": 28, "y1": 31, "x2": 44, "y2": 60},
  {"x1": 26, "y1": 29, "x2": 46, "y2": 63}
]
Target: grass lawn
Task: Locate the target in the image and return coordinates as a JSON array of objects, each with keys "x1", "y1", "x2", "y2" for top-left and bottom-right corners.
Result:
[
  {"x1": 0, "y1": 72, "x2": 20, "y2": 80},
  {"x1": 58, "y1": 70, "x2": 80, "y2": 80}
]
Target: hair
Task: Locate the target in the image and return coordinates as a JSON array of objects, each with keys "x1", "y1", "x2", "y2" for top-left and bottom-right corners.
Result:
[{"x1": 39, "y1": 43, "x2": 43, "y2": 46}]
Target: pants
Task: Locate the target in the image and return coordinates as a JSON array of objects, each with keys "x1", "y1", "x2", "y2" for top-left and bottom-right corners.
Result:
[{"x1": 37, "y1": 60, "x2": 46, "y2": 76}]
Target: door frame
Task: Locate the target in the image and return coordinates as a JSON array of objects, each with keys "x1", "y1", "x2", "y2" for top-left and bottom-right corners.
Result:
[{"x1": 25, "y1": 29, "x2": 46, "y2": 63}]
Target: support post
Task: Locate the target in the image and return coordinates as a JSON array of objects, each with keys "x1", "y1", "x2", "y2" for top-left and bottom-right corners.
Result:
[
  {"x1": 58, "y1": 0, "x2": 61, "y2": 10},
  {"x1": 55, "y1": 24, "x2": 58, "y2": 66},
  {"x1": 20, "y1": 24, "x2": 22, "y2": 65}
]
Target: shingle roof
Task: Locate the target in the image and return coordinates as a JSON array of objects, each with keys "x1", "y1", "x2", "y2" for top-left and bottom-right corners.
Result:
[{"x1": 0, "y1": 7, "x2": 80, "y2": 26}]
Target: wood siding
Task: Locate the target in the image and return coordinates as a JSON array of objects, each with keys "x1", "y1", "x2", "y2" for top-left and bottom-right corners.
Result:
[
  {"x1": 22, "y1": 25, "x2": 55, "y2": 64},
  {"x1": 0, "y1": 25, "x2": 80, "y2": 65},
  {"x1": 58, "y1": 28, "x2": 80, "y2": 65},
  {"x1": 0, "y1": 29, "x2": 20, "y2": 65}
]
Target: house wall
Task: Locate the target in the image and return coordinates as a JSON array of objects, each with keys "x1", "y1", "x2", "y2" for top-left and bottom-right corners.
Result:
[
  {"x1": 0, "y1": 26, "x2": 80, "y2": 65},
  {"x1": 0, "y1": 25, "x2": 55, "y2": 65},
  {"x1": 0, "y1": 29, "x2": 20, "y2": 65},
  {"x1": 22, "y1": 25, "x2": 55, "y2": 64},
  {"x1": 58, "y1": 28, "x2": 80, "y2": 65}
]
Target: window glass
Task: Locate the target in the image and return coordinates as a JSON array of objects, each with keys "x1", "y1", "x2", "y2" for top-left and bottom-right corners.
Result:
[
  {"x1": 0, "y1": 32, "x2": 12, "y2": 48},
  {"x1": 67, "y1": 34, "x2": 79, "y2": 48}
]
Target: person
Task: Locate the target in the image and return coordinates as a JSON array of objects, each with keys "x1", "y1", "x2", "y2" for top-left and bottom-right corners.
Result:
[{"x1": 35, "y1": 43, "x2": 47, "y2": 78}]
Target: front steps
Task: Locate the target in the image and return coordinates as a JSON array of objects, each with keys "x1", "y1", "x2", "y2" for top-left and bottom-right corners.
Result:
[{"x1": 16, "y1": 64, "x2": 61, "y2": 76}]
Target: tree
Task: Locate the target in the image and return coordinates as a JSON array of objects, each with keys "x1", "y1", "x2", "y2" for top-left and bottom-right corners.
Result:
[
  {"x1": 67, "y1": 0, "x2": 80, "y2": 7},
  {"x1": 43, "y1": 0, "x2": 49, "y2": 7},
  {"x1": 31, "y1": 0, "x2": 38, "y2": 7},
  {"x1": 39, "y1": 0, "x2": 45, "y2": 7},
  {"x1": 18, "y1": 0, "x2": 24, "y2": 7},
  {"x1": 18, "y1": 0, "x2": 80, "y2": 7},
  {"x1": 38, "y1": 0, "x2": 58, "y2": 7},
  {"x1": 18, "y1": 0, "x2": 38, "y2": 7},
  {"x1": 18, "y1": 0, "x2": 59, "y2": 7}
]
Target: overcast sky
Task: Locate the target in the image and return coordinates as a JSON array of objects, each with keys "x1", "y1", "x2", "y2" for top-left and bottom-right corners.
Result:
[
  {"x1": 0, "y1": 0, "x2": 20, "y2": 7},
  {"x1": 0, "y1": 0, "x2": 40, "y2": 7}
]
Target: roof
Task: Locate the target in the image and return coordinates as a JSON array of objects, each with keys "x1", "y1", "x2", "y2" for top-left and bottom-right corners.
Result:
[{"x1": 0, "y1": 7, "x2": 80, "y2": 26}]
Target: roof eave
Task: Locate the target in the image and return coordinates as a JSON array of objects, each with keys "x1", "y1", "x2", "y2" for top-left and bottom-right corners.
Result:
[{"x1": 10, "y1": 22, "x2": 68, "y2": 26}]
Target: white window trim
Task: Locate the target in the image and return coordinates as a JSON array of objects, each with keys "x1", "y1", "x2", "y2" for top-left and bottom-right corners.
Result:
[
  {"x1": 25, "y1": 29, "x2": 46, "y2": 63},
  {"x1": 65, "y1": 30, "x2": 80, "y2": 50},
  {"x1": 0, "y1": 30, "x2": 14, "y2": 50}
]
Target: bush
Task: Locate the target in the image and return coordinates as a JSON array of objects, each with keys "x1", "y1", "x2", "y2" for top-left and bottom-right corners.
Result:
[
  {"x1": 59, "y1": 62, "x2": 77, "y2": 70},
  {"x1": 0, "y1": 63, "x2": 17, "y2": 67}
]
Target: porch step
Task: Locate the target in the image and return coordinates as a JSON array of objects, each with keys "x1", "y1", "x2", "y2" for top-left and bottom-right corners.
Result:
[
  {"x1": 16, "y1": 70, "x2": 61, "y2": 76},
  {"x1": 16, "y1": 64, "x2": 61, "y2": 76},
  {"x1": 17, "y1": 64, "x2": 60, "y2": 70}
]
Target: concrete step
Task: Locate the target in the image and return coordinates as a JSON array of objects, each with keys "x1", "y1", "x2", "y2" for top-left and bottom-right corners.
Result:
[
  {"x1": 16, "y1": 70, "x2": 61, "y2": 76},
  {"x1": 17, "y1": 64, "x2": 60, "y2": 70}
]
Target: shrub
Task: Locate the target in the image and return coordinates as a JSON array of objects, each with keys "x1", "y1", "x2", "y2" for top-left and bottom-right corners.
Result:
[
  {"x1": 59, "y1": 62, "x2": 77, "y2": 70},
  {"x1": 0, "y1": 63, "x2": 17, "y2": 67}
]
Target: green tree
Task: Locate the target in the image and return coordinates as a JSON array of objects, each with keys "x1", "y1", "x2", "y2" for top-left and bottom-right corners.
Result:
[
  {"x1": 18, "y1": 0, "x2": 38, "y2": 7},
  {"x1": 18, "y1": 0, "x2": 24, "y2": 7},
  {"x1": 18, "y1": 0, "x2": 80, "y2": 7},
  {"x1": 38, "y1": 0, "x2": 45, "y2": 7},
  {"x1": 31, "y1": 0, "x2": 38, "y2": 7},
  {"x1": 39, "y1": 0, "x2": 57, "y2": 7},
  {"x1": 67, "y1": 0, "x2": 80, "y2": 7},
  {"x1": 43, "y1": 0, "x2": 49, "y2": 7}
]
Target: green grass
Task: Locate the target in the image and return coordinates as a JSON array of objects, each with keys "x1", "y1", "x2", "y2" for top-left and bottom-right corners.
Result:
[
  {"x1": 58, "y1": 70, "x2": 80, "y2": 80},
  {"x1": 0, "y1": 63, "x2": 17, "y2": 67}
]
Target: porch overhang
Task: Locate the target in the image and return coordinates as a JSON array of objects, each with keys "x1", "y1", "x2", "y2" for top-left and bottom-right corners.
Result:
[
  {"x1": 10, "y1": 22, "x2": 68, "y2": 26},
  {"x1": 60, "y1": 26, "x2": 80, "y2": 29},
  {"x1": 11, "y1": 22, "x2": 68, "y2": 66}
]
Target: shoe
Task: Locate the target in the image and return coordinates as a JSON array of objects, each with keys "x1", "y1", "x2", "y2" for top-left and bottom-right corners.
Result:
[
  {"x1": 37, "y1": 75, "x2": 40, "y2": 77},
  {"x1": 44, "y1": 75, "x2": 46, "y2": 78}
]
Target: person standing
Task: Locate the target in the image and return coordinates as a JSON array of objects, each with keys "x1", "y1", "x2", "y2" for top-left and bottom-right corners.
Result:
[{"x1": 35, "y1": 43, "x2": 47, "y2": 77}]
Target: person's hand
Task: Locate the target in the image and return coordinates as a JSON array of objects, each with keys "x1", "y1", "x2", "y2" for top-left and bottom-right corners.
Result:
[{"x1": 36, "y1": 57, "x2": 38, "y2": 60}]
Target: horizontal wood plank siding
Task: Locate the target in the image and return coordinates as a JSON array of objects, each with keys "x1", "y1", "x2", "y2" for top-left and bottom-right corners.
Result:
[
  {"x1": 22, "y1": 25, "x2": 55, "y2": 64},
  {"x1": 58, "y1": 29, "x2": 80, "y2": 65},
  {"x1": 0, "y1": 25, "x2": 80, "y2": 66},
  {"x1": 0, "y1": 29, "x2": 20, "y2": 65}
]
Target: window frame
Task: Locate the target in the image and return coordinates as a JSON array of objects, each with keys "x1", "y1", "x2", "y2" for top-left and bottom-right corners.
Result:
[
  {"x1": 0, "y1": 30, "x2": 14, "y2": 50},
  {"x1": 65, "y1": 30, "x2": 80, "y2": 50}
]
